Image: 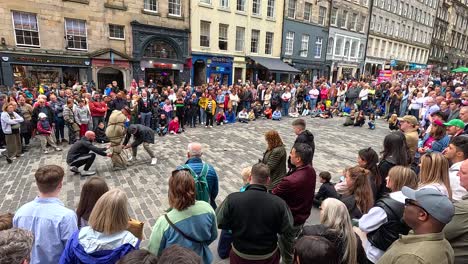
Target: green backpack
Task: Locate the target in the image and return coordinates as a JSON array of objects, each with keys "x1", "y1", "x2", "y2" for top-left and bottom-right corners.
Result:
[{"x1": 180, "y1": 164, "x2": 210, "y2": 203}]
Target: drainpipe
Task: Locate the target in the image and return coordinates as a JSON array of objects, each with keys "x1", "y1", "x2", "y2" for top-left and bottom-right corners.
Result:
[
  {"x1": 362, "y1": 0, "x2": 374, "y2": 78},
  {"x1": 280, "y1": 0, "x2": 286, "y2": 82}
]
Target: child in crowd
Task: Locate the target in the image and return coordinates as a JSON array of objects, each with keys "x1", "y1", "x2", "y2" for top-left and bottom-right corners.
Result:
[
  {"x1": 74, "y1": 99, "x2": 90, "y2": 137},
  {"x1": 248, "y1": 109, "x2": 256, "y2": 121},
  {"x1": 320, "y1": 106, "x2": 333, "y2": 119},
  {"x1": 238, "y1": 108, "x2": 249, "y2": 123},
  {"x1": 94, "y1": 122, "x2": 109, "y2": 143},
  {"x1": 168, "y1": 116, "x2": 181, "y2": 134},
  {"x1": 157, "y1": 113, "x2": 168, "y2": 136},
  {"x1": 310, "y1": 102, "x2": 325, "y2": 118},
  {"x1": 301, "y1": 102, "x2": 310, "y2": 116},
  {"x1": 343, "y1": 110, "x2": 356, "y2": 126},
  {"x1": 388, "y1": 114, "x2": 399, "y2": 131},
  {"x1": 216, "y1": 111, "x2": 226, "y2": 125},
  {"x1": 225, "y1": 108, "x2": 236, "y2": 123},
  {"x1": 264, "y1": 106, "x2": 273, "y2": 119},
  {"x1": 162, "y1": 99, "x2": 173, "y2": 121},
  {"x1": 313, "y1": 171, "x2": 338, "y2": 207},
  {"x1": 240, "y1": 166, "x2": 251, "y2": 192},
  {"x1": 36, "y1": 113, "x2": 62, "y2": 154},
  {"x1": 368, "y1": 113, "x2": 376, "y2": 130},
  {"x1": 288, "y1": 106, "x2": 300, "y2": 118},
  {"x1": 272, "y1": 107, "x2": 282, "y2": 121},
  {"x1": 354, "y1": 110, "x2": 366, "y2": 127},
  {"x1": 253, "y1": 101, "x2": 263, "y2": 118}
]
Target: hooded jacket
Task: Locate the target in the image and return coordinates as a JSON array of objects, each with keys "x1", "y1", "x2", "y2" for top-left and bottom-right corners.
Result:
[{"x1": 60, "y1": 227, "x2": 139, "y2": 264}]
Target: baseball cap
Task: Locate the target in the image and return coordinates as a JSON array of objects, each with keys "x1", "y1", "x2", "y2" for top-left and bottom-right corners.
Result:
[
  {"x1": 398, "y1": 115, "x2": 419, "y2": 126},
  {"x1": 402, "y1": 186, "x2": 455, "y2": 224},
  {"x1": 433, "y1": 119, "x2": 445, "y2": 127},
  {"x1": 444, "y1": 119, "x2": 465, "y2": 129}
]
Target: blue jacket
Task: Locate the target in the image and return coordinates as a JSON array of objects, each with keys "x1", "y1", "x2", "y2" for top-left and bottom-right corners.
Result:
[
  {"x1": 225, "y1": 111, "x2": 236, "y2": 123},
  {"x1": 420, "y1": 133, "x2": 450, "y2": 153},
  {"x1": 59, "y1": 228, "x2": 140, "y2": 264},
  {"x1": 272, "y1": 110, "x2": 282, "y2": 120},
  {"x1": 185, "y1": 157, "x2": 219, "y2": 209}
]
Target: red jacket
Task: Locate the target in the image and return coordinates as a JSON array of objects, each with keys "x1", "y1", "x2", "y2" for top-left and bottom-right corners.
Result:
[
  {"x1": 272, "y1": 165, "x2": 316, "y2": 226},
  {"x1": 89, "y1": 101, "x2": 108, "y2": 117},
  {"x1": 168, "y1": 120, "x2": 179, "y2": 133}
]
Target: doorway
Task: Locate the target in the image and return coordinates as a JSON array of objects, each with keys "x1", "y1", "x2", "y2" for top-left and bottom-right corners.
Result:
[
  {"x1": 97, "y1": 68, "x2": 124, "y2": 92},
  {"x1": 193, "y1": 60, "x2": 206, "y2": 86}
]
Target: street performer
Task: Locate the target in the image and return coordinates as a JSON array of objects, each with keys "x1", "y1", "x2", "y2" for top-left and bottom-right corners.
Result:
[{"x1": 105, "y1": 106, "x2": 130, "y2": 170}]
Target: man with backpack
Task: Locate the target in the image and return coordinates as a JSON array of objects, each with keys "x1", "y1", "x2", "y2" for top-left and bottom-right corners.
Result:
[{"x1": 178, "y1": 142, "x2": 219, "y2": 209}]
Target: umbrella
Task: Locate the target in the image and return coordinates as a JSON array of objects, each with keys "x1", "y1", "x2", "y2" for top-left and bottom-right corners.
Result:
[{"x1": 451, "y1": 67, "x2": 468, "y2": 73}]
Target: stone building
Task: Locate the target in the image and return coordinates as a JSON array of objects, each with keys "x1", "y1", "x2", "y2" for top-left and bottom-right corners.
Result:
[
  {"x1": 190, "y1": 0, "x2": 299, "y2": 84},
  {"x1": 281, "y1": 0, "x2": 331, "y2": 81},
  {"x1": 0, "y1": 0, "x2": 190, "y2": 89},
  {"x1": 365, "y1": 0, "x2": 436, "y2": 75},
  {"x1": 327, "y1": 0, "x2": 370, "y2": 82},
  {"x1": 429, "y1": 0, "x2": 468, "y2": 71}
]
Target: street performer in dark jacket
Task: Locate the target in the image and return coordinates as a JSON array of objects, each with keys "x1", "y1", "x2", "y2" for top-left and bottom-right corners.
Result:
[
  {"x1": 67, "y1": 131, "x2": 110, "y2": 176},
  {"x1": 216, "y1": 163, "x2": 294, "y2": 264},
  {"x1": 123, "y1": 124, "x2": 157, "y2": 165},
  {"x1": 289, "y1": 119, "x2": 315, "y2": 170},
  {"x1": 273, "y1": 143, "x2": 317, "y2": 264}
]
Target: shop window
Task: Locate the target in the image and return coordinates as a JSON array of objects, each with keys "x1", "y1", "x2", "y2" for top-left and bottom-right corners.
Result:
[
  {"x1": 143, "y1": 40, "x2": 177, "y2": 59},
  {"x1": 200, "y1": 21, "x2": 210, "y2": 47},
  {"x1": 144, "y1": 0, "x2": 158, "y2": 12},
  {"x1": 265, "y1": 32, "x2": 273, "y2": 55},
  {"x1": 109, "y1": 24, "x2": 124, "y2": 40},
  {"x1": 12, "y1": 11, "x2": 40, "y2": 47},
  {"x1": 169, "y1": 0, "x2": 181, "y2": 16},
  {"x1": 65, "y1": 18, "x2": 87, "y2": 50},
  {"x1": 219, "y1": 24, "x2": 228, "y2": 50}
]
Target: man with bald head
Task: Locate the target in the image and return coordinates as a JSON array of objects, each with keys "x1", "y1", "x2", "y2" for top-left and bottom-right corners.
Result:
[
  {"x1": 179, "y1": 142, "x2": 219, "y2": 209},
  {"x1": 66, "y1": 131, "x2": 110, "y2": 176}
]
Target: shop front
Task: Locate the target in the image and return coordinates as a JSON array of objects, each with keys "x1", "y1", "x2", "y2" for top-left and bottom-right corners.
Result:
[
  {"x1": 0, "y1": 52, "x2": 91, "y2": 87},
  {"x1": 90, "y1": 49, "x2": 131, "y2": 91},
  {"x1": 131, "y1": 21, "x2": 190, "y2": 89},
  {"x1": 191, "y1": 54, "x2": 233, "y2": 86},
  {"x1": 246, "y1": 56, "x2": 300, "y2": 83},
  {"x1": 409, "y1": 63, "x2": 427, "y2": 70}
]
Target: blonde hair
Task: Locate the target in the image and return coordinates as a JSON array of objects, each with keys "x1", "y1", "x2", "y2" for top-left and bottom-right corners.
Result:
[
  {"x1": 388, "y1": 114, "x2": 398, "y2": 124},
  {"x1": 387, "y1": 166, "x2": 418, "y2": 191},
  {"x1": 419, "y1": 153, "x2": 452, "y2": 199},
  {"x1": 88, "y1": 188, "x2": 130, "y2": 234},
  {"x1": 320, "y1": 198, "x2": 358, "y2": 264},
  {"x1": 241, "y1": 167, "x2": 252, "y2": 184}
]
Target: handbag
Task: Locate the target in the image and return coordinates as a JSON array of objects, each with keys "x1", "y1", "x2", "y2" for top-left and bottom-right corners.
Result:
[
  {"x1": 164, "y1": 214, "x2": 202, "y2": 243},
  {"x1": 127, "y1": 218, "x2": 144, "y2": 240}
]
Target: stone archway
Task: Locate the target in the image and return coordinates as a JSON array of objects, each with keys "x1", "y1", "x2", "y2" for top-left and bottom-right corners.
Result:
[{"x1": 97, "y1": 67, "x2": 124, "y2": 91}]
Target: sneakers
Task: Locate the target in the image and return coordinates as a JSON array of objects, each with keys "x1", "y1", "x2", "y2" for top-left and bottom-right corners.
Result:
[
  {"x1": 151, "y1": 157, "x2": 157, "y2": 165},
  {"x1": 55, "y1": 147, "x2": 62, "y2": 151},
  {"x1": 43, "y1": 150, "x2": 49, "y2": 154},
  {"x1": 205, "y1": 125, "x2": 208, "y2": 128},
  {"x1": 128, "y1": 156, "x2": 137, "y2": 162},
  {"x1": 70, "y1": 166, "x2": 80, "y2": 174},
  {"x1": 210, "y1": 125, "x2": 213, "y2": 128},
  {"x1": 80, "y1": 170, "x2": 96, "y2": 177}
]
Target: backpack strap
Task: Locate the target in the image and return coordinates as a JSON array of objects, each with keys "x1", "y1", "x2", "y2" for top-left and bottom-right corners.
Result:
[
  {"x1": 199, "y1": 163, "x2": 209, "y2": 180},
  {"x1": 164, "y1": 214, "x2": 202, "y2": 243}
]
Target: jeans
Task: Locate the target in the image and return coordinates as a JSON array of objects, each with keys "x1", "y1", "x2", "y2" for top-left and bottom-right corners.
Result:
[
  {"x1": 140, "y1": 112, "x2": 152, "y2": 127},
  {"x1": 199, "y1": 108, "x2": 207, "y2": 124},
  {"x1": 243, "y1": 101, "x2": 251, "y2": 111},
  {"x1": 54, "y1": 117, "x2": 65, "y2": 142},
  {"x1": 92, "y1": 116, "x2": 104, "y2": 132},
  {"x1": 132, "y1": 142, "x2": 155, "y2": 158},
  {"x1": 217, "y1": 229, "x2": 233, "y2": 259},
  {"x1": 309, "y1": 98, "x2": 317, "y2": 109},
  {"x1": 282, "y1": 101, "x2": 290, "y2": 116},
  {"x1": 69, "y1": 153, "x2": 96, "y2": 171}
]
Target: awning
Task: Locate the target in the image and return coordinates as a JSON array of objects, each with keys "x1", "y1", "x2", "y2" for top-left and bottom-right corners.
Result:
[{"x1": 249, "y1": 56, "x2": 301, "y2": 73}]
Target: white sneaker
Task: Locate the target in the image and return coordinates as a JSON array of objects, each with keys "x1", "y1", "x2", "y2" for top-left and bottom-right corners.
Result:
[
  {"x1": 210, "y1": 125, "x2": 213, "y2": 128},
  {"x1": 128, "y1": 156, "x2": 136, "y2": 162},
  {"x1": 80, "y1": 170, "x2": 96, "y2": 177},
  {"x1": 151, "y1": 158, "x2": 157, "y2": 165},
  {"x1": 55, "y1": 147, "x2": 62, "y2": 151},
  {"x1": 43, "y1": 150, "x2": 49, "y2": 154}
]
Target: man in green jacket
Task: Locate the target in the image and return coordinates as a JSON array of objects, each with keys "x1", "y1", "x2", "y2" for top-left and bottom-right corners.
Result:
[
  {"x1": 378, "y1": 187, "x2": 455, "y2": 264},
  {"x1": 444, "y1": 158, "x2": 468, "y2": 264}
]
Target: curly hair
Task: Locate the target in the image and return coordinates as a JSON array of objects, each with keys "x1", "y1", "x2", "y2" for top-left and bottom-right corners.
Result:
[
  {"x1": 0, "y1": 228, "x2": 34, "y2": 264},
  {"x1": 169, "y1": 170, "x2": 196, "y2": 211},
  {"x1": 264, "y1": 130, "x2": 284, "y2": 151}
]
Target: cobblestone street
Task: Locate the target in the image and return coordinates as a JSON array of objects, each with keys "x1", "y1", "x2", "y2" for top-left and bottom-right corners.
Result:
[{"x1": 0, "y1": 116, "x2": 389, "y2": 262}]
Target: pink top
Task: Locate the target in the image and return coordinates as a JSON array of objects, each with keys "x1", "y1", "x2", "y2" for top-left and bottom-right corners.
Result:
[
  {"x1": 163, "y1": 104, "x2": 173, "y2": 112},
  {"x1": 168, "y1": 120, "x2": 179, "y2": 132}
]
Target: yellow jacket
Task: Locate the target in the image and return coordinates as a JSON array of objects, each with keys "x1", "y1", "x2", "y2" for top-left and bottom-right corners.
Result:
[
  {"x1": 198, "y1": 97, "x2": 208, "y2": 109},
  {"x1": 203, "y1": 99, "x2": 217, "y2": 115}
]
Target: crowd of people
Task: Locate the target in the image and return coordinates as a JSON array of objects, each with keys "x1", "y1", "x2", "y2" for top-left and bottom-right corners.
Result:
[{"x1": 1, "y1": 74, "x2": 468, "y2": 263}]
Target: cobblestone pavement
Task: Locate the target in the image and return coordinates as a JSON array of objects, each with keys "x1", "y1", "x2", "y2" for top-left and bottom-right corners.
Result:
[{"x1": 0, "y1": 116, "x2": 389, "y2": 263}]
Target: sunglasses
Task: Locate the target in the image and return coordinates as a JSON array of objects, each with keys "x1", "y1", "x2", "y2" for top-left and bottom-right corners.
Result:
[{"x1": 405, "y1": 198, "x2": 428, "y2": 214}]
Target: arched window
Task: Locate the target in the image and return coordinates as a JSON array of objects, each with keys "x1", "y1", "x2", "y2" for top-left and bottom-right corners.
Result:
[
  {"x1": 143, "y1": 40, "x2": 178, "y2": 59},
  {"x1": 335, "y1": 37, "x2": 343, "y2": 55},
  {"x1": 358, "y1": 43, "x2": 364, "y2": 58},
  {"x1": 344, "y1": 41, "x2": 350, "y2": 57},
  {"x1": 327, "y1": 37, "x2": 334, "y2": 54},
  {"x1": 350, "y1": 41, "x2": 358, "y2": 57}
]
